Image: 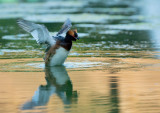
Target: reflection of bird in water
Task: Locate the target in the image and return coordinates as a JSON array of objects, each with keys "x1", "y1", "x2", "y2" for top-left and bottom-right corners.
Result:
[
  {"x1": 21, "y1": 66, "x2": 78, "y2": 110},
  {"x1": 17, "y1": 19, "x2": 79, "y2": 66}
]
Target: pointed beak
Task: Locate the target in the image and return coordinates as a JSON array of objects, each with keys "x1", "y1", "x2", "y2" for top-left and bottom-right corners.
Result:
[{"x1": 76, "y1": 37, "x2": 79, "y2": 40}]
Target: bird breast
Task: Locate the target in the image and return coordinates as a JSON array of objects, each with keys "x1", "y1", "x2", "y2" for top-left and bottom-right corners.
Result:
[{"x1": 49, "y1": 47, "x2": 69, "y2": 66}]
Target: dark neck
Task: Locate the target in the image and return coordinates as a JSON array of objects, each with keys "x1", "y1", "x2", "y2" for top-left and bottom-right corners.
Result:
[
  {"x1": 64, "y1": 34, "x2": 73, "y2": 43},
  {"x1": 60, "y1": 35, "x2": 72, "y2": 51}
]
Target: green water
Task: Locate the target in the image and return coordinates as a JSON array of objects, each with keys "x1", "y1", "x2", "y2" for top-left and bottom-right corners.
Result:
[{"x1": 0, "y1": 0, "x2": 160, "y2": 59}]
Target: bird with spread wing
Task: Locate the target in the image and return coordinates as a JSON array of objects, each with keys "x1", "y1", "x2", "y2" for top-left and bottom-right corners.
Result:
[{"x1": 17, "y1": 18, "x2": 79, "y2": 66}]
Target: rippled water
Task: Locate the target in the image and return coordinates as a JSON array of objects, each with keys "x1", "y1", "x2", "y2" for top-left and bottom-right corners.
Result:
[{"x1": 0, "y1": 0, "x2": 160, "y2": 113}]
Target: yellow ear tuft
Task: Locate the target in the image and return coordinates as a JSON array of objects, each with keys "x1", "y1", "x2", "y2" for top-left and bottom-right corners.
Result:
[{"x1": 68, "y1": 30, "x2": 74, "y2": 37}]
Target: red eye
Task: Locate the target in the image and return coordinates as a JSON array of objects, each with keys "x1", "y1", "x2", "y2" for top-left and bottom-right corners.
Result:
[
  {"x1": 74, "y1": 32, "x2": 78, "y2": 38},
  {"x1": 74, "y1": 29, "x2": 77, "y2": 33}
]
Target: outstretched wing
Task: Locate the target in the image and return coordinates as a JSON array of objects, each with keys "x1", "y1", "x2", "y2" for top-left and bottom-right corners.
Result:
[
  {"x1": 17, "y1": 19, "x2": 56, "y2": 46},
  {"x1": 56, "y1": 18, "x2": 72, "y2": 36}
]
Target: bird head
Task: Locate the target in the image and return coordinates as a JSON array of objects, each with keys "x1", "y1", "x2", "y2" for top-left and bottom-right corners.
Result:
[{"x1": 66, "y1": 29, "x2": 79, "y2": 41}]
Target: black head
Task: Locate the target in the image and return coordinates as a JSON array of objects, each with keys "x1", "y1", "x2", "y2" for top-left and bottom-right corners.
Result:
[{"x1": 66, "y1": 29, "x2": 79, "y2": 42}]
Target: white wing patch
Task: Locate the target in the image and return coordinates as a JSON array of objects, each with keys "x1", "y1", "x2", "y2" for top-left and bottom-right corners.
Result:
[{"x1": 31, "y1": 30, "x2": 39, "y2": 43}]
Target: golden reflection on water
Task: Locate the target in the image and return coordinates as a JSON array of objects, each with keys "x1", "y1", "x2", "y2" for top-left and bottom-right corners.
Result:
[
  {"x1": 119, "y1": 70, "x2": 160, "y2": 113},
  {"x1": 21, "y1": 66, "x2": 78, "y2": 110},
  {"x1": 0, "y1": 58, "x2": 160, "y2": 113}
]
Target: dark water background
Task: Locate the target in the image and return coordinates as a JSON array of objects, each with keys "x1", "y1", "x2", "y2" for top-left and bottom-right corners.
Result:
[
  {"x1": 0, "y1": 0, "x2": 160, "y2": 59},
  {"x1": 0, "y1": 0, "x2": 160, "y2": 113}
]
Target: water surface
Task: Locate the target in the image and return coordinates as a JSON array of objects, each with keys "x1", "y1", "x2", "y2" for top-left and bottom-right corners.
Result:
[{"x1": 0, "y1": 0, "x2": 160, "y2": 113}]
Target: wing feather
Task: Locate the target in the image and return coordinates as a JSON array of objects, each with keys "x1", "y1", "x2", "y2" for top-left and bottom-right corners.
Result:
[
  {"x1": 56, "y1": 18, "x2": 72, "y2": 36},
  {"x1": 17, "y1": 19, "x2": 56, "y2": 46}
]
